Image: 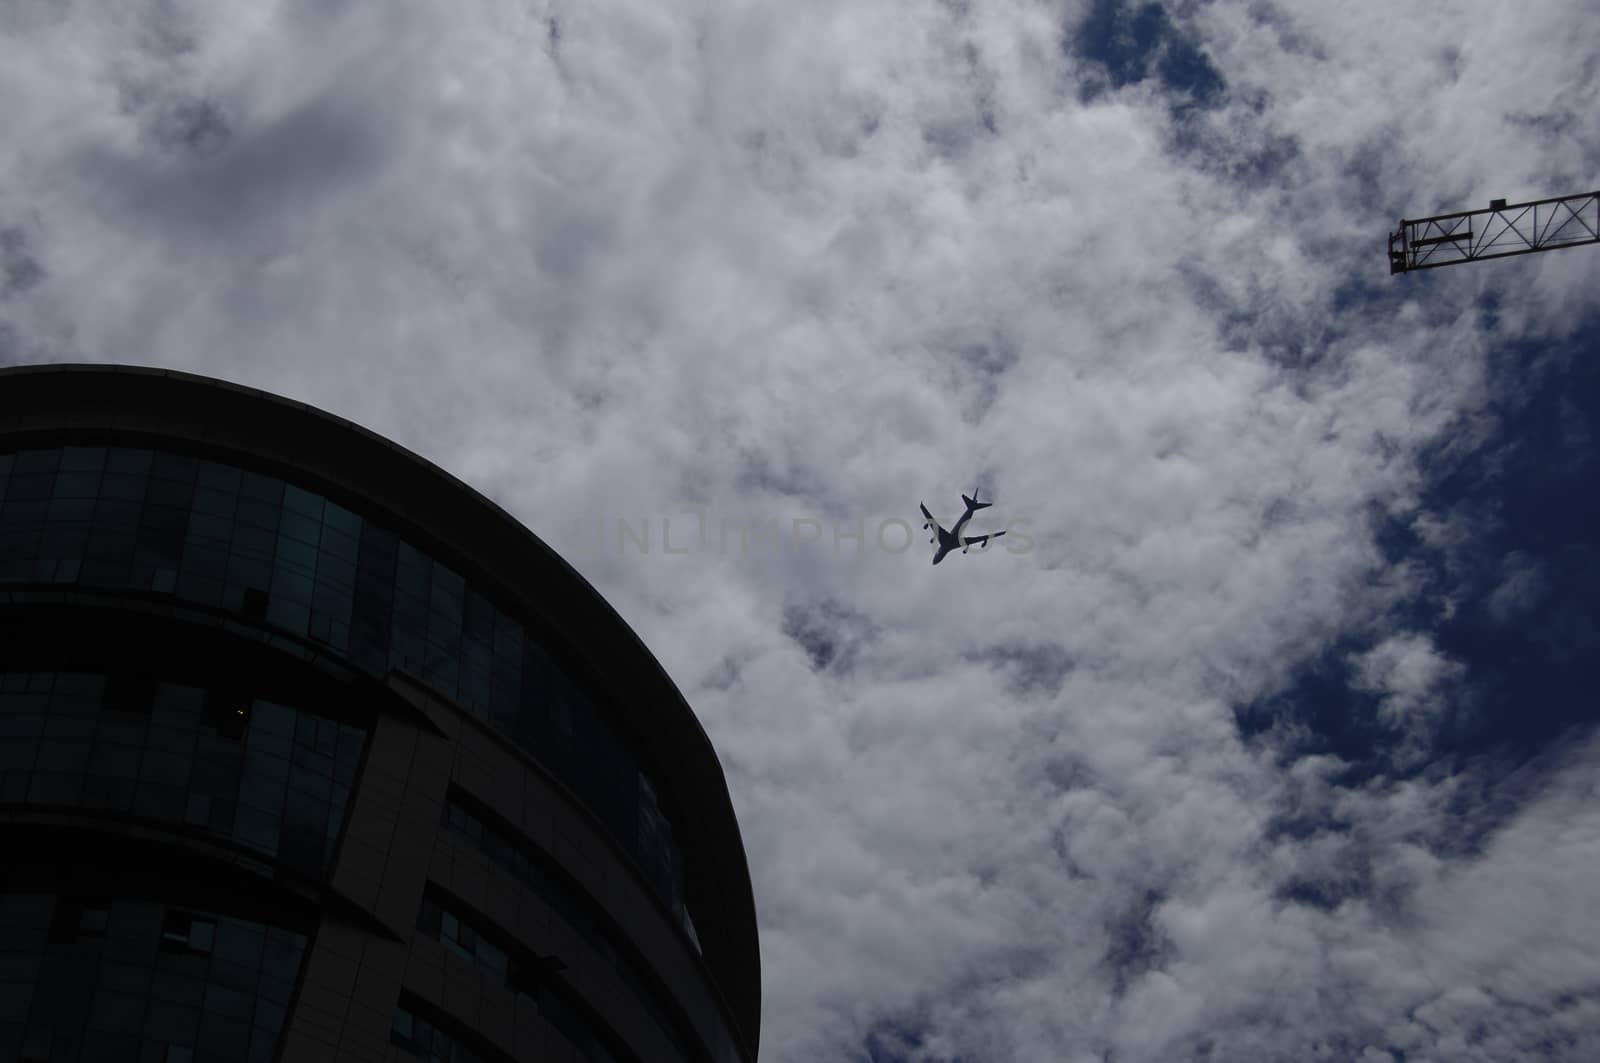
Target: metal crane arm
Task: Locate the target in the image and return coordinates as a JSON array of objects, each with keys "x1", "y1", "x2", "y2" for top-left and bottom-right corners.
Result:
[{"x1": 1389, "y1": 190, "x2": 1600, "y2": 274}]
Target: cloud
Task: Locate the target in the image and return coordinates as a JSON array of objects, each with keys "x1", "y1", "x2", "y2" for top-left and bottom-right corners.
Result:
[
  {"x1": 1347, "y1": 631, "x2": 1464, "y2": 753},
  {"x1": 3, "y1": 1, "x2": 1599, "y2": 1061},
  {"x1": 1484, "y1": 551, "x2": 1548, "y2": 623}
]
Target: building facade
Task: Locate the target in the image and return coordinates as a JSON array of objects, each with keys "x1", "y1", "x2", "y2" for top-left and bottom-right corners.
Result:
[{"x1": 0, "y1": 365, "x2": 760, "y2": 1063}]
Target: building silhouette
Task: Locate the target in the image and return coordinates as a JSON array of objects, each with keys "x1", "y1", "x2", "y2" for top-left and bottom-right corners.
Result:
[{"x1": 0, "y1": 365, "x2": 760, "y2": 1063}]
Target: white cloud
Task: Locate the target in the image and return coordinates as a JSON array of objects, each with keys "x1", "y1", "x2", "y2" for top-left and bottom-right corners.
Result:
[
  {"x1": 3, "y1": 1, "x2": 1599, "y2": 1060},
  {"x1": 1348, "y1": 631, "x2": 1464, "y2": 752}
]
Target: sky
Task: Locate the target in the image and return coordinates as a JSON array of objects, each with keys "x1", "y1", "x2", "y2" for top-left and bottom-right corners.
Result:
[{"x1": 2, "y1": 1, "x2": 1599, "y2": 1060}]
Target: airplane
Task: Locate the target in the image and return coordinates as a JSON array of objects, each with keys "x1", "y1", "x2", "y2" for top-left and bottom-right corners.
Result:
[{"x1": 920, "y1": 489, "x2": 1007, "y2": 565}]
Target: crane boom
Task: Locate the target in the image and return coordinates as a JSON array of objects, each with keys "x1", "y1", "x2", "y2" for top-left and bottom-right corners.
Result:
[{"x1": 1388, "y1": 190, "x2": 1599, "y2": 274}]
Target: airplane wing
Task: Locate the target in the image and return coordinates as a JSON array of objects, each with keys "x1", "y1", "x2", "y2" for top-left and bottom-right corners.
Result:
[
  {"x1": 920, "y1": 503, "x2": 941, "y2": 531},
  {"x1": 961, "y1": 530, "x2": 1006, "y2": 552}
]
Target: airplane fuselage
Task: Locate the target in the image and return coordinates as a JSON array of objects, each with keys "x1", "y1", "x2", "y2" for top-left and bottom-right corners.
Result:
[
  {"x1": 930, "y1": 504, "x2": 980, "y2": 564},
  {"x1": 922, "y1": 490, "x2": 1005, "y2": 565}
]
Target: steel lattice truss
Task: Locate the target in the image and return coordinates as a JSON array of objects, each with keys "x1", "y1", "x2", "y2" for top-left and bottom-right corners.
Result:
[{"x1": 1389, "y1": 190, "x2": 1600, "y2": 274}]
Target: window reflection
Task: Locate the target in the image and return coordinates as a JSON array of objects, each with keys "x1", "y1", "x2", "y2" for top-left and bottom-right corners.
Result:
[
  {"x1": 1, "y1": 893, "x2": 305, "y2": 1063},
  {"x1": 415, "y1": 894, "x2": 629, "y2": 1063},
  {"x1": 0, "y1": 445, "x2": 690, "y2": 927},
  {"x1": 392, "y1": 999, "x2": 500, "y2": 1063},
  {"x1": 442, "y1": 792, "x2": 715, "y2": 1063},
  {"x1": 0, "y1": 671, "x2": 363, "y2": 874}
]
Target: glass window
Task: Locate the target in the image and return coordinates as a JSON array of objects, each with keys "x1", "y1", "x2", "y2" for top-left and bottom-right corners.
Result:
[
  {"x1": 322, "y1": 500, "x2": 360, "y2": 536},
  {"x1": 336, "y1": 726, "x2": 363, "y2": 764},
  {"x1": 395, "y1": 542, "x2": 430, "y2": 596},
  {"x1": 277, "y1": 510, "x2": 321, "y2": 548},
  {"x1": 143, "y1": 999, "x2": 198, "y2": 1042},
  {"x1": 97, "y1": 473, "x2": 149, "y2": 502},
  {"x1": 150, "y1": 452, "x2": 197, "y2": 483},
  {"x1": 196, "y1": 1011, "x2": 251, "y2": 1058},
  {"x1": 238, "y1": 772, "x2": 286, "y2": 812},
  {"x1": 261, "y1": 932, "x2": 302, "y2": 981},
  {"x1": 202, "y1": 982, "x2": 252, "y2": 1021},
  {"x1": 107, "y1": 447, "x2": 154, "y2": 475},
  {"x1": 314, "y1": 556, "x2": 356, "y2": 595},
  {"x1": 0, "y1": 443, "x2": 685, "y2": 915},
  {"x1": 20, "y1": 1026, "x2": 53, "y2": 1061},
  {"x1": 46, "y1": 498, "x2": 95, "y2": 522},
  {"x1": 191, "y1": 488, "x2": 238, "y2": 519},
  {"x1": 478, "y1": 941, "x2": 508, "y2": 978},
  {"x1": 90, "y1": 990, "x2": 147, "y2": 1033},
  {"x1": 151, "y1": 970, "x2": 206, "y2": 1006},
  {"x1": 35, "y1": 740, "x2": 89, "y2": 773},
  {"x1": 185, "y1": 513, "x2": 233, "y2": 545},
  {"x1": 139, "y1": 503, "x2": 190, "y2": 543},
  {"x1": 189, "y1": 920, "x2": 215, "y2": 954},
  {"x1": 270, "y1": 567, "x2": 313, "y2": 603},
  {"x1": 91, "y1": 498, "x2": 143, "y2": 530},
  {"x1": 12, "y1": 449, "x2": 61, "y2": 474},
  {"x1": 197, "y1": 461, "x2": 242, "y2": 492},
  {"x1": 61, "y1": 446, "x2": 107, "y2": 471},
  {"x1": 235, "y1": 808, "x2": 282, "y2": 854},
  {"x1": 133, "y1": 782, "x2": 185, "y2": 821},
  {"x1": 238, "y1": 471, "x2": 283, "y2": 504},
  {"x1": 54, "y1": 472, "x2": 103, "y2": 498},
  {"x1": 140, "y1": 750, "x2": 192, "y2": 786},
  {"x1": 6, "y1": 473, "x2": 54, "y2": 500},
  {"x1": 252, "y1": 999, "x2": 286, "y2": 1034},
  {"x1": 281, "y1": 484, "x2": 324, "y2": 520},
  {"x1": 249, "y1": 701, "x2": 296, "y2": 738},
  {"x1": 319, "y1": 526, "x2": 359, "y2": 563},
  {"x1": 308, "y1": 582, "x2": 353, "y2": 624},
  {"x1": 429, "y1": 564, "x2": 466, "y2": 616},
  {"x1": 230, "y1": 523, "x2": 276, "y2": 560},
  {"x1": 273, "y1": 537, "x2": 317, "y2": 574},
  {"x1": 89, "y1": 742, "x2": 143, "y2": 779},
  {"x1": 145, "y1": 480, "x2": 194, "y2": 513}
]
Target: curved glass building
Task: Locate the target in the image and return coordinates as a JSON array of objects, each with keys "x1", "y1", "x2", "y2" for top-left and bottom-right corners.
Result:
[{"x1": 0, "y1": 364, "x2": 760, "y2": 1063}]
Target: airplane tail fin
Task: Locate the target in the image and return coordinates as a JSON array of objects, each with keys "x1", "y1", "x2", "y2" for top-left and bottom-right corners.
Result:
[{"x1": 962, "y1": 491, "x2": 992, "y2": 512}]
